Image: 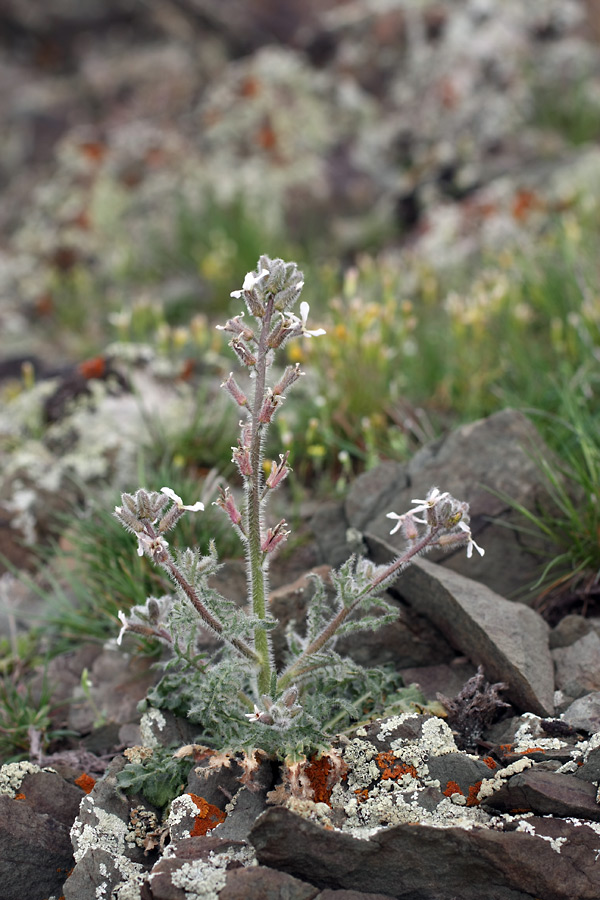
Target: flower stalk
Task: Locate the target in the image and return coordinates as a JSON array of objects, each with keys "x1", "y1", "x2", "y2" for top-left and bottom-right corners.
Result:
[{"x1": 277, "y1": 523, "x2": 442, "y2": 692}]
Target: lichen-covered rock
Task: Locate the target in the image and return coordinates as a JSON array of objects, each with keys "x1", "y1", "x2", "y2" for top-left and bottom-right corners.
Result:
[
  {"x1": 145, "y1": 837, "x2": 254, "y2": 900},
  {"x1": 250, "y1": 806, "x2": 600, "y2": 900},
  {"x1": 483, "y1": 768, "x2": 600, "y2": 821},
  {"x1": 0, "y1": 762, "x2": 85, "y2": 900},
  {"x1": 0, "y1": 364, "x2": 201, "y2": 570},
  {"x1": 64, "y1": 756, "x2": 158, "y2": 900}
]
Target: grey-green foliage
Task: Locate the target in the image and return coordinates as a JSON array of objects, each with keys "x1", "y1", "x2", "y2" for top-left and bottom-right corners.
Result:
[
  {"x1": 116, "y1": 747, "x2": 194, "y2": 808},
  {"x1": 135, "y1": 551, "x2": 421, "y2": 759}
]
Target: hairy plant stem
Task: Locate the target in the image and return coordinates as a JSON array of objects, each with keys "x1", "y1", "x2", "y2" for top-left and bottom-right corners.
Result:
[
  {"x1": 278, "y1": 526, "x2": 442, "y2": 692},
  {"x1": 247, "y1": 297, "x2": 275, "y2": 696},
  {"x1": 166, "y1": 561, "x2": 260, "y2": 665}
]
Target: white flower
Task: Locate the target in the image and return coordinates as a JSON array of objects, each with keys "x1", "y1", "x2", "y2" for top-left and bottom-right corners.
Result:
[
  {"x1": 116, "y1": 610, "x2": 129, "y2": 646},
  {"x1": 230, "y1": 268, "x2": 269, "y2": 298},
  {"x1": 136, "y1": 533, "x2": 169, "y2": 557},
  {"x1": 457, "y1": 520, "x2": 485, "y2": 558},
  {"x1": 299, "y1": 301, "x2": 326, "y2": 337},
  {"x1": 386, "y1": 487, "x2": 449, "y2": 534},
  {"x1": 245, "y1": 704, "x2": 263, "y2": 721},
  {"x1": 386, "y1": 511, "x2": 405, "y2": 535},
  {"x1": 160, "y1": 487, "x2": 204, "y2": 512}
]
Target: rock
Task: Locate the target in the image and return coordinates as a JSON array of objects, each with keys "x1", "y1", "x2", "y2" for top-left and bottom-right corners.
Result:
[
  {"x1": 311, "y1": 500, "x2": 363, "y2": 569},
  {"x1": 0, "y1": 792, "x2": 75, "y2": 900},
  {"x1": 145, "y1": 837, "x2": 252, "y2": 900},
  {"x1": 346, "y1": 409, "x2": 559, "y2": 600},
  {"x1": 68, "y1": 646, "x2": 157, "y2": 734},
  {"x1": 483, "y1": 767, "x2": 600, "y2": 821},
  {"x1": 549, "y1": 614, "x2": 596, "y2": 649},
  {"x1": 167, "y1": 792, "x2": 227, "y2": 842},
  {"x1": 14, "y1": 768, "x2": 85, "y2": 825},
  {"x1": 426, "y1": 752, "x2": 494, "y2": 799},
  {"x1": 316, "y1": 893, "x2": 395, "y2": 900},
  {"x1": 64, "y1": 756, "x2": 157, "y2": 900},
  {"x1": 344, "y1": 462, "x2": 405, "y2": 540},
  {"x1": 562, "y1": 693, "x2": 600, "y2": 733},
  {"x1": 220, "y1": 865, "x2": 319, "y2": 900},
  {"x1": 0, "y1": 762, "x2": 89, "y2": 900},
  {"x1": 396, "y1": 662, "x2": 477, "y2": 704},
  {"x1": 138, "y1": 708, "x2": 199, "y2": 750},
  {"x1": 186, "y1": 758, "x2": 247, "y2": 812},
  {"x1": 250, "y1": 806, "x2": 600, "y2": 900},
  {"x1": 29, "y1": 642, "x2": 103, "y2": 728},
  {"x1": 368, "y1": 551, "x2": 554, "y2": 717},
  {"x1": 213, "y1": 783, "x2": 271, "y2": 842},
  {"x1": 575, "y1": 740, "x2": 600, "y2": 784},
  {"x1": 553, "y1": 631, "x2": 600, "y2": 699},
  {"x1": 336, "y1": 600, "x2": 456, "y2": 670},
  {"x1": 195, "y1": 755, "x2": 274, "y2": 843}
]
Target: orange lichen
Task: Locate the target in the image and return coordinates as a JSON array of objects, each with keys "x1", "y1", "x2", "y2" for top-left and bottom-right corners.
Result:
[
  {"x1": 375, "y1": 751, "x2": 418, "y2": 781},
  {"x1": 443, "y1": 781, "x2": 463, "y2": 797},
  {"x1": 78, "y1": 140, "x2": 107, "y2": 163},
  {"x1": 483, "y1": 756, "x2": 497, "y2": 770},
  {"x1": 512, "y1": 188, "x2": 540, "y2": 222},
  {"x1": 499, "y1": 744, "x2": 513, "y2": 753},
  {"x1": 510, "y1": 808, "x2": 531, "y2": 814},
  {"x1": 14, "y1": 792, "x2": 26, "y2": 800},
  {"x1": 256, "y1": 120, "x2": 278, "y2": 152},
  {"x1": 187, "y1": 793, "x2": 226, "y2": 836},
  {"x1": 466, "y1": 781, "x2": 482, "y2": 807},
  {"x1": 517, "y1": 747, "x2": 546, "y2": 755},
  {"x1": 304, "y1": 754, "x2": 335, "y2": 805},
  {"x1": 240, "y1": 76, "x2": 261, "y2": 98},
  {"x1": 75, "y1": 773, "x2": 96, "y2": 794},
  {"x1": 78, "y1": 356, "x2": 107, "y2": 380},
  {"x1": 354, "y1": 788, "x2": 370, "y2": 802}
]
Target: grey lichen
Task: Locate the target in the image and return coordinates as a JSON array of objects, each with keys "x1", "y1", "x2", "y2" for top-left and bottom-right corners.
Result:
[
  {"x1": 70, "y1": 795, "x2": 146, "y2": 896},
  {"x1": 0, "y1": 761, "x2": 55, "y2": 797},
  {"x1": 475, "y1": 757, "x2": 534, "y2": 804},
  {"x1": 139, "y1": 709, "x2": 167, "y2": 748},
  {"x1": 156, "y1": 844, "x2": 256, "y2": 900},
  {"x1": 329, "y1": 715, "x2": 492, "y2": 836}
]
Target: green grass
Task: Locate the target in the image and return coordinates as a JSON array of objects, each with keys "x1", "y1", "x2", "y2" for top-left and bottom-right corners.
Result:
[
  {"x1": 531, "y1": 76, "x2": 600, "y2": 146},
  {"x1": 501, "y1": 394, "x2": 600, "y2": 619},
  {"x1": 0, "y1": 672, "x2": 72, "y2": 762}
]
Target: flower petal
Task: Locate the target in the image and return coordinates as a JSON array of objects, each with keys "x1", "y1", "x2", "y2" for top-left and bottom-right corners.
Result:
[{"x1": 161, "y1": 486, "x2": 182, "y2": 505}]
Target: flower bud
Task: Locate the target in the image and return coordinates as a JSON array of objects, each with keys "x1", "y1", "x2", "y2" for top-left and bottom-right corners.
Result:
[
  {"x1": 258, "y1": 390, "x2": 280, "y2": 424},
  {"x1": 261, "y1": 519, "x2": 290, "y2": 553},
  {"x1": 215, "y1": 486, "x2": 243, "y2": 527},
  {"x1": 282, "y1": 686, "x2": 298, "y2": 708},
  {"x1": 266, "y1": 452, "x2": 290, "y2": 489},
  {"x1": 232, "y1": 442, "x2": 252, "y2": 477},
  {"x1": 231, "y1": 338, "x2": 257, "y2": 369},
  {"x1": 221, "y1": 372, "x2": 248, "y2": 408},
  {"x1": 273, "y1": 363, "x2": 302, "y2": 396}
]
